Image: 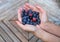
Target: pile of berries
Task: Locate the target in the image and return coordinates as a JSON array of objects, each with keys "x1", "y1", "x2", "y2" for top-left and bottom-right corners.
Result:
[{"x1": 21, "y1": 9, "x2": 41, "y2": 26}]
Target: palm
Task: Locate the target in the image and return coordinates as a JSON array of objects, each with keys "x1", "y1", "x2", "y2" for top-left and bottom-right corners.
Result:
[{"x1": 16, "y1": 3, "x2": 47, "y2": 32}]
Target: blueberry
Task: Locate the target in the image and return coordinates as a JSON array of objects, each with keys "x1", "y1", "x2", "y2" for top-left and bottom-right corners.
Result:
[
  {"x1": 27, "y1": 19, "x2": 30, "y2": 22},
  {"x1": 30, "y1": 22, "x2": 34, "y2": 25},
  {"x1": 21, "y1": 9, "x2": 28, "y2": 17},
  {"x1": 22, "y1": 19, "x2": 26, "y2": 22},
  {"x1": 36, "y1": 16, "x2": 40, "y2": 20},
  {"x1": 27, "y1": 9, "x2": 32, "y2": 14},
  {"x1": 37, "y1": 22, "x2": 40, "y2": 25},
  {"x1": 36, "y1": 15, "x2": 39, "y2": 18},
  {"x1": 33, "y1": 14, "x2": 37, "y2": 18},
  {"x1": 26, "y1": 21, "x2": 30, "y2": 24},
  {"x1": 22, "y1": 17, "x2": 26, "y2": 19},
  {"x1": 33, "y1": 22, "x2": 37, "y2": 26},
  {"x1": 32, "y1": 11, "x2": 39, "y2": 18},
  {"x1": 22, "y1": 16, "x2": 27, "y2": 22},
  {"x1": 22, "y1": 9, "x2": 26, "y2": 13},
  {"x1": 22, "y1": 13, "x2": 28, "y2": 17},
  {"x1": 22, "y1": 17, "x2": 27, "y2": 25},
  {"x1": 21, "y1": 13, "x2": 24, "y2": 17},
  {"x1": 32, "y1": 11, "x2": 39, "y2": 15},
  {"x1": 32, "y1": 11, "x2": 39, "y2": 16},
  {"x1": 32, "y1": 11, "x2": 36, "y2": 14},
  {"x1": 36, "y1": 12, "x2": 39, "y2": 15},
  {"x1": 25, "y1": 13, "x2": 28, "y2": 16},
  {"x1": 29, "y1": 21, "x2": 32, "y2": 25},
  {"x1": 29, "y1": 16, "x2": 33, "y2": 19},
  {"x1": 23, "y1": 16, "x2": 29, "y2": 19},
  {"x1": 34, "y1": 14, "x2": 37, "y2": 16},
  {"x1": 36, "y1": 19, "x2": 41, "y2": 25}
]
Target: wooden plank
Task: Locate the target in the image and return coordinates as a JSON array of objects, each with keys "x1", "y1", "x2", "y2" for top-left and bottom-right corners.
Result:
[
  {"x1": 3, "y1": 0, "x2": 27, "y2": 20},
  {"x1": 29, "y1": 33, "x2": 34, "y2": 40},
  {"x1": 0, "y1": 21, "x2": 21, "y2": 42},
  {"x1": 10, "y1": 21, "x2": 29, "y2": 40},
  {"x1": 3, "y1": 20, "x2": 28, "y2": 42},
  {"x1": 37, "y1": 40, "x2": 42, "y2": 42},
  {"x1": 0, "y1": 1, "x2": 20, "y2": 20},
  {"x1": 0, "y1": 35, "x2": 5, "y2": 42},
  {"x1": 0, "y1": 0, "x2": 27, "y2": 21},
  {"x1": 37, "y1": 39, "x2": 42, "y2": 42},
  {"x1": 29, "y1": 0, "x2": 60, "y2": 16},
  {"x1": 0, "y1": 0, "x2": 21, "y2": 13},
  {"x1": 0, "y1": 27, "x2": 13, "y2": 42},
  {"x1": 29, "y1": 36, "x2": 38, "y2": 42}
]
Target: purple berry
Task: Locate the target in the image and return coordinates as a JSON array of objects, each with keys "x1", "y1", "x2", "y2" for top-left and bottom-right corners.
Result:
[{"x1": 28, "y1": 9, "x2": 32, "y2": 14}]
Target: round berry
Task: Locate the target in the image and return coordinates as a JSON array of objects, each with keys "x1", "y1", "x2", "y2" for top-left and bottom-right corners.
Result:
[
  {"x1": 26, "y1": 21, "x2": 30, "y2": 24},
  {"x1": 32, "y1": 18, "x2": 37, "y2": 22},
  {"x1": 22, "y1": 9, "x2": 26, "y2": 13},
  {"x1": 29, "y1": 14, "x2": 33, "y2": 17}
]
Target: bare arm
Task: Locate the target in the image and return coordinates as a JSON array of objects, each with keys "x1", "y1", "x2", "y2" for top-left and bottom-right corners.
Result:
[
  {"x1": 40, "y1": 21, "x2": 60, "y2": 37},
  {"x1": 33, "y1": 22, "x2": 60, "y2": 42}
]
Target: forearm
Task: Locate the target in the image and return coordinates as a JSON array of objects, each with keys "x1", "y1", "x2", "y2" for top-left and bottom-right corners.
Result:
[
  {"x1": 40, "y1": 21, "x2": 60, "y2": 37},
  {"x1": 33, "y1": 22, "x2": 60, "y2": 42}
]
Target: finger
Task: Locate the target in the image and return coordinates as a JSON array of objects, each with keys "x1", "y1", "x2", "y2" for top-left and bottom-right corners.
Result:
[
  {"x1": 41, "y1": 13, "x2": 48, "y2": 23},
  {"x1": 18, "y1": 8, "x2": 22, "y2": 22},
  {"x1": 35, "y1": 5, "x2": 48, "y2": 23},
  {"x1": 24, "y1": 4, "x2": 30, "y2": 10},
  {"x1": 36, "y1": 5, "x2": 46, "y2": 14},
  {"x1": 25, "y1": 3, "x2": 38, "y2": 11},
  {"x1": 25, "y1": 24, "x2": 37, "y2": 32},
  {"x1": 16, "y1": 21, "x2": 37, "y2": 32},
  {"x1": 33, "y1": 28, "x2": 60, "y2": 42},
  {"x1": 35, "y1": 5, "x2": 44, "y2": 18},
  {"x1": 36, "y1": 25, "x2": 40, "y2": 29},
  {"x1": 15, "y1": 21, "x2": 25, "y2": 30},
  {"x1": 24, "y1": 3, "x2": 41, "y2": 13},
  {"x1": 25, "y1": 3, "x2": 34, "y2": 10}
]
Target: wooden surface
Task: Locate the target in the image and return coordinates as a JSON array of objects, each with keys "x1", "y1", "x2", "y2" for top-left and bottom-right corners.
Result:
[
  {"x1": 0, "y1": 0, "x2": 60, "y2": 42},
  {"x1": 0, "y1": 16, "x2": 42, "y2": 42},
  {"x1": 0, "y1": 0, "x2": 42, "y2": 42}
]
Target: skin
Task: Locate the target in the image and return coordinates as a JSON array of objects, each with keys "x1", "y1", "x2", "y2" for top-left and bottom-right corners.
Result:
[{"x1": 15, "y1": 3, "x2": 60, "y2": 42}]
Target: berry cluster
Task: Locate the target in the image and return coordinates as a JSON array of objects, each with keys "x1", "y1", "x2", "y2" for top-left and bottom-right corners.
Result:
[{"x1": 21, "y1": 9, "x2": 41, "y2": 26}]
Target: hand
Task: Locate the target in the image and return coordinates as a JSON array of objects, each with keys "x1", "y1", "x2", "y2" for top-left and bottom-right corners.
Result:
[
  {"x1": 16, "y1": 3, "x2": 60, "y2": 42},
  {"x1": 16, "y1": 3, "x2": 48, "y2": 32},
  {"x1": 15, "y1": 3, "x2": 40, "y2": 32}
]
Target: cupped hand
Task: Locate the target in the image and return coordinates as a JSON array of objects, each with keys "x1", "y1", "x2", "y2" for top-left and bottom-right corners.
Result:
[
  {"x1": 16, "y1": 3, "x2": 60, "y2": 42},
  {"x1": 16, "y1": 3, "x2": 47, "y2": 32}
]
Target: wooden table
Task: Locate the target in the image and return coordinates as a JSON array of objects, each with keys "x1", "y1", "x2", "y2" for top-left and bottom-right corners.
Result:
[{"x1": 0, "y1": 0, "x2": 60, "y2": 42}]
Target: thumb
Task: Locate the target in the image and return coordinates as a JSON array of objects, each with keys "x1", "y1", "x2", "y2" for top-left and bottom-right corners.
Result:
[
  {"x1": 15, "y1": 21, "x2": 36, "y2": 32},
  {"x1": 15, "y1": 21, "x2": 25, "y2": 30}
]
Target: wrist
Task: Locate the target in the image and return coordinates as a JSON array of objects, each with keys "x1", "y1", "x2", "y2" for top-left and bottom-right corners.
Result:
[{"x1": 40, "y1": 21, "x2": 51, "y2": 28}]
